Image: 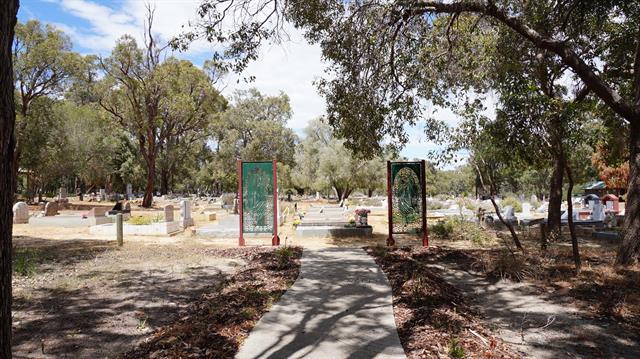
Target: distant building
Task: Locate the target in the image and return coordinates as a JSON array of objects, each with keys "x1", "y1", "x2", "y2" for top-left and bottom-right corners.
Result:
[{"x1": 583, "y1": 181, "x2": 626, "y2": 199}]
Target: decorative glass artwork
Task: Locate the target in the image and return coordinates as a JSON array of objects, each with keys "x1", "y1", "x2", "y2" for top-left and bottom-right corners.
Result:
[
  {"x1": 242, "y1": 162, "x2": 274, "y2": 233},
  {"x1": 391, "y1": 162, "x2": 422, "y2": 234}
]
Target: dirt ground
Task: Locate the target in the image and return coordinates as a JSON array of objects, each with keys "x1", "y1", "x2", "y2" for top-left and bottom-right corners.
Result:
[
  {"x1": 12, "y1": 235, "x2": 245, "y2": 358},
  {"x1": 11, "y1": 198, "x2": 640, "y2": 358}
]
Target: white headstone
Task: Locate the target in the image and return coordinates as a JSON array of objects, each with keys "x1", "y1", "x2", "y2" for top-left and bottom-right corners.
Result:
[
  {"x1": 58, "y1": 187, "x2": 67, "y2": 200},
  {"x1": 522, "y1": 203, "x2": 532, "y2": 217},
  {"x1": 12, "y1": 202, "x2": 29, "y2": 224},
  {"x1": 592, "y1": 203, "x2": 605, "y2": 221},
  {"x1": 126, "y1": 183, "x2": 133, "y2": 198},
  {"x1": 99, "y1": 189, "x2": 106, "y2": 201},
  {"x1": 531, "y1": 194, "x2": 538, "y2": 203},
  {"x1": 164, "y1": 204, "x2": 174, "y2": 222},
  {"x1": 503, "y1": 206, "x2": 516, "y2": 220},
  {"x1": 180, "y1": 200, "x2": 194, "y2": 227},
  {"x1": 588, "y1": 200, "x2": 596, "y2": 210},
  {"x1": 315, "y1": 191, "x2": 320, "y2": 200}
]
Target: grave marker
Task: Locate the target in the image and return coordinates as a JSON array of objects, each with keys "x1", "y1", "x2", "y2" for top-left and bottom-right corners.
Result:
[
  {"x1": 180, "y1": 200, "x2": 194, "y2": 227},
  {"x1": 164, "y1": 204, "x2": 174, "y2": 222},
  {"x1": 238, "y1": 160, "x2": 279, "y2": 246},
  {"x1": 12, "y1": 202, "x2": 29, "y2": 224}
]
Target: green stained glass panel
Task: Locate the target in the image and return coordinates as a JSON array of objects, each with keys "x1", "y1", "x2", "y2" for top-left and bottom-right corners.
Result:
[
  {"x1": 242, "y1": 162, "x2": 274, "y2": 233},
  {"x1": 391, "y1": 162, "x2": 422, "y2": 234}
]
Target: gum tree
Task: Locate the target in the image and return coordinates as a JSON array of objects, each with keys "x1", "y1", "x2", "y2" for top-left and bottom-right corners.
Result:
[{"x1": 181, "y1": 0, "x2": 640, "y2": 264}]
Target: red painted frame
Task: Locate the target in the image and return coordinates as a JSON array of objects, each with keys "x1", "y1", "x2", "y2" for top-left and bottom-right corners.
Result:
[
  {"x1": 238, "y1": 160, "x2": 245, "y2": 246},
  {"x1": 386, "y1": 160, "x2": 429, "y2": 247}
]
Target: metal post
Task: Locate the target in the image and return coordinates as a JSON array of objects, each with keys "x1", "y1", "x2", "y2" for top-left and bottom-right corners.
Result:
[
  {"x1": 421, "y1": 160, "x2": 429, "y2": 247},
  {"x1": 272, "y1": 159, "x2": 280, "y2": 246},
  {"x1": 386, "y1": 161, "x2": 395, "y2": 246},
  {"x1": 116, "y1": 213, "x2": 123, "y2": 246},
  {"x1": 238, "y1": 160, "x2": 245, "y2": 246}
]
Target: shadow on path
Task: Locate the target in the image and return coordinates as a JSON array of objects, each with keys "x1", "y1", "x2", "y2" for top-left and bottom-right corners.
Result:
[{"x1": 236, "y1": 247, "x2": 406, "y2": 359}]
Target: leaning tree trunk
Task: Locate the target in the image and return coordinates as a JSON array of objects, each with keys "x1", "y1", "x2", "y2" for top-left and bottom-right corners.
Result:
[
  {"x1": 160, "y1": 167, "x2": 169, "y2": 195},
  {"x1": 0, "y1": 1, "x2": 19, "y2": 357},
  {"x1": 616, "y1": 121, "x2": 640, "y2": 265},
  {"x1": 546, "y1": 153, "x2": 565, "y2": 248},
  {"x1": 142, "y1": 155, "x2": 155, "y2": 208},
  {"x1": 566, "y1": 165, "x2": 581, "y2": 271}
]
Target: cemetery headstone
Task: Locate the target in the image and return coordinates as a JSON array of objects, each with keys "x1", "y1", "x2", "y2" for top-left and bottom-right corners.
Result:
[
  {"x1": 592, "y1": 203, "x2": 605, "y2": 221},
  {"x1": 315, "y1": 191, "x2": 320, "y2": 200},
  {"x1": 99, "y1": 189, "x2": 106, "y2": 201},
  {"x1": 58, "y1": 187, "x2": 68, "y2": 200},
  {"x1": 12, "y1": 202, "x2": 29, "y2": 224},
  {"x1": 180, "y1": 200, "x2": 194, "y2": 227},
  {"x1": 531, "y1": 194, "x2": 538, "y2": 203},
  {"x1": 164, "y1": 205, "x2": 174, "y2": 222},
  {"x1": 44, "y1": 202, "x2": 58, "y2": 216},
  {"x1": 126, "y1": 183, "x2": 133, "y2": 199},
  {"x1": 87, "y1": 207, "x2": 107, "y2": 217},
  {"x1": 522, "y1": 203, "x2": 532, "y2": 216},
  {"x1": 503, "y1": 206, "x2": 516, "y2": 221}
]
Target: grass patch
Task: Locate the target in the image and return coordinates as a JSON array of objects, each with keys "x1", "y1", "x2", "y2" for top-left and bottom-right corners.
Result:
[
  {"x1": 430, "y1": 217, "x2": 491, "y2": 245},
  {"x1": 13, "y1": 249, "x2": 38, "y2": 276}
]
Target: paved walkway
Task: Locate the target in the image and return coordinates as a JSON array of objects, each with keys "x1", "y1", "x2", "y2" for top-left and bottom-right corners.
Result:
[{"x1": 236, "y1": 247, "x2": 406, "y2": 359}]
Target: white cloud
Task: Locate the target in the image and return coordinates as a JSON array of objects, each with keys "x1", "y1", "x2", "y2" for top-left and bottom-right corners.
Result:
[{"x1": 46, "y1": 0, "x2": 328, "y2": 130}]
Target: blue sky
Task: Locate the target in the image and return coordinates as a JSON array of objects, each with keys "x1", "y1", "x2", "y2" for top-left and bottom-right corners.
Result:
[{"x1": 18, "y1": 0, "x2": 470, "y2": 168}]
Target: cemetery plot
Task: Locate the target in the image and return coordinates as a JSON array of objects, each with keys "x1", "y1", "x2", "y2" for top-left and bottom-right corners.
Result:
[
  {"x1": 295, "y1": 205, "x2": 373, "y2": 237},
  {"x1": 11, "y1": 237, "x2": 247, "y2": 358}
]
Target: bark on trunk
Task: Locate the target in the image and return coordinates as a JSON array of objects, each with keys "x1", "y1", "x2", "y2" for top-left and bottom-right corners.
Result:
[
  {"x1": 1, "y1": 2, "x2": 19, "y2": 357},
  {"x1": 142, "y1": 156, "x2": 155, "y2": 208},
  {"x1": 546, "y1": 154, "x2": 565, "y2": 248},
  {"x1": 566, "y1": 165, "x2": 581, "y2": 271},
  {"x1": 160, "y1": 167, "x2": 168, "y2": 195},
  {"x1": 617, "y1": 121, "x2": 640, "y2": 264}
]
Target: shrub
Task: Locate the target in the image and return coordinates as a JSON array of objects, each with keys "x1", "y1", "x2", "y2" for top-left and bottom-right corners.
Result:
[
  {"x1": 484, "y1": 250, "x2": 532, "y2": 281},
  {"x1": 14, "y1": 250, "x2": 37, "y2": 276},
  {"x1": 292, "y1": 219, "x2": 302, "y2": 228},
  {"x1": 129, "y1": 216, "x2": 152, "y2": 225},
  {"x1": 500, "y1": 196, "x2": 522, "y2": 212},
  {"x1": 427, "y1": 201, "x2": 444, "y2": 210},
  {"x1": 430, "y1": 217, "x2": 491, "y2": 245},
  {"x1": 448, "y1": 338, "x2": 466, "y2": 359}
]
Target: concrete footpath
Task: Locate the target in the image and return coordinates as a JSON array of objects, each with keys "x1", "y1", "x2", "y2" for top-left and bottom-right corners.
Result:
[{"x1": 236, "y1": 247, "x2": 406, "y2": 359}]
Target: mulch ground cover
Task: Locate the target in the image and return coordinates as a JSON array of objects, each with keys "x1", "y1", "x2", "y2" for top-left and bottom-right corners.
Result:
[
  {"x1": 427, "y1": 243, "x2": 640, "y2": 331},
  {"x1": 366, "y1": 245, "x2": 520, "y2": 359},
  {"x1": 122, "y1": 246, "x2": 302, "y2": 358}
]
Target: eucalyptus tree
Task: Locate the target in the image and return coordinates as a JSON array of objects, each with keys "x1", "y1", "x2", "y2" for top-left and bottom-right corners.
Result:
[
  {"x1": 180, "y1": 0, "x2": 640, "y2": 264},
  {"x1": 1, "y1": 1, "x2": 18, "y2": 356},
  {"x1": 12, "y1": 19, "x2": 81, "y2": 172}
]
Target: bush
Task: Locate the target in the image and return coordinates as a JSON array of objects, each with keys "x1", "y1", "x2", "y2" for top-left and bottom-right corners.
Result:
[
  {"x1": 430, "y1": 217, "x2": 491, "y2": 245},
  {"x1": 427, "y1": 201, "x2": 444, "y2": 210},
  {"x1": 500, "y1": 196, "x2": 522, "y2": 212},
  {"x1": 14, "y1": 250, "x2": 38, "y2": 276},
  {"x1": 129, "y1": 216, "x2": 152, "y2": 225},
  {"x1": 221, "y1": 193, "x2": 235, "y2": 206},
  {"x1": 448, "y1": 338, "x2": 466, "y2": 359}
]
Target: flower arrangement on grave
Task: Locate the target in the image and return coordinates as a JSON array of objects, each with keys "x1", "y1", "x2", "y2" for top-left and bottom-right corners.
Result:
[{"x1": 354, "y1": 208, "x2": 371, "y2": 226}]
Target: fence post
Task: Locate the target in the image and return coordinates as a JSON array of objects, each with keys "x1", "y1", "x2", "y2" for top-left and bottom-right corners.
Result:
[{"x1": 116, "y1": 213, "x2": 123, "y2": 246}]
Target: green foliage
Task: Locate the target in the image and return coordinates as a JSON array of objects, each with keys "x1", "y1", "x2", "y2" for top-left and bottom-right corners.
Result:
[
  {"x1": 430, "y1": 218, "x2": 490, "y2": 246},
  {"x1": 448, "y1": 338, "x2": 466, "y2": 359},
  {"x1": 13, "y1": 250, "x2": 38, "y2": 277},
  {"x1": 500, "y1": 197, "x2": 522, "y2": 213},
  {"x1": 128, "y1": 216, "x2": 153, "y2": 225}
]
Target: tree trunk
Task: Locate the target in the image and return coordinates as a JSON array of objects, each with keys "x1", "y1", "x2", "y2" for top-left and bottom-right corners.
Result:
[
  {"x1": 142, "y1": 155, "x2": 155, "y2": 208},
  {"x1": 566, "y1": 164, "x2": 581, "y2": 271},
  {"x1": 489, "y1": 196, "x2": 525, "y2": 253},
  {"x1": 0, "y1": 1, "x2": 19, "y2": 357},
  {"x1": 160, "y1": 167, "x2": 168, "y2": 195},
  {"x1": 367, "y1": 189, "x2": 373, "y2": 197},
  {"x1": 546, "y1": 153, "x2": 565, "y2": 248},
  {"x1": 616, "y1": 121, "x2": 640, "y2": 264}
]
